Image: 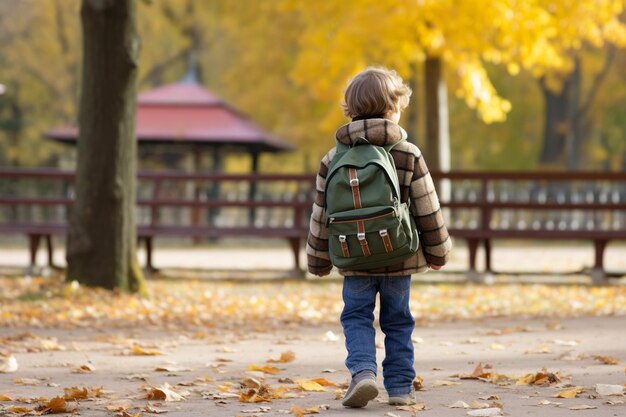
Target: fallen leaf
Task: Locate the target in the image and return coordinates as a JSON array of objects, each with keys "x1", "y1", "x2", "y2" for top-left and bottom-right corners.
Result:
[
  {"x1": 247, "y1": 365, "x2": 280, "y2": 375},
  {"x1": 106, "y1": 403, "x2": 133, "y2": 411},
  {"x1": 290, "y1": 405, "x2": 320, "y2": 417},
  {"x1": 593, "y1": 355, "x2": 619, "y2": 365},
  {"x1": 240, "y1": 384, "x2": 282, "y2": 403},
  {"x1": 14, "y1": 378, "x2": 44, "y2": 386},
  {"x1": 154, "y1": 366, "x2": 190, "y2": 373},
  {"x1": 0, "y1": 394, "x2": 13, "y2": 401},
  {"x1": 515, "y1": 369, "x2": 560, "y2": 386},
  {"x1": 449, "y1": 400, "x2": 470, "y2": 408},
  {"x1": 568, "y1": 404, "x2": 597, "y2": 410},
  {"x1": 459, "y1": 363, "x2": 492, "y2": 380},
  {"x1": 413, "y1": 376, "x2": 424, "y2": 391},
  {"x1": 6, "y1": 406, "x2": 33, "y2": 413},
  {"x1": 595, "y1": 384, "x2": 624, "y2": 396},
  {"x1": 309, "y1": 378, "x2": 336, "y2": 387},
  {"x1": 72, "y1": 363, "x2": 95, "y2": 373},
  {"x1": 132, "y1": 345, "x2": 164, "y2": 356},
  {"x1": 0, "y1": 355, "x2": 18, "y2": 373},
  {"x1": 144, "y1": 404, "x2": 169, "y2": 414},
  {"x1": 144, "y1": 384, "x2": 185, "y2": 402},
  {"x1": 490, "y1": 343, "x2": 505, "y2": 351},
  {"x1": 554, "y1": 387, "x2": 584, "y2": 399},
  {"x1": 295, "y1": 379, "x2": 325, "y2": 392},
  {"x1": 36, "y1": 396, "x2": 78, "y2": 414},
  {"x1": 267, "y1": 351, "x2": 295, "y2": 363}
]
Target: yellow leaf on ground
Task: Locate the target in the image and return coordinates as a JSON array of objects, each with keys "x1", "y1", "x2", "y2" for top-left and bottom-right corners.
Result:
[
  {"x1": 247, "y1": 364, "x2": 280, "y2": 375},
  {"x1": 295, "y1": 379, "x2": 325, "y2": 392},
  {"x1": 555, "y1": 387, "x2": 584, "y2": 399},
  {"x1": 6, "y1": 406, "x2": 33, "y2": 413},
  {"x1": 290, "y1": 405, "x2": 320, "y2": 417},
  {"x1": 267, "y1": 351, "x2": 296, "y2": 363},
  {"x1": 132, "y1": 345, "x2": 164, "y2": 356},
  {"x1": 310, "y1": 378, "x2": 336, "y2": 387},
  {"x1": 106, "y1": 403, "x2": 133, "y2": 411},
  {"x1": 515, "y1": 369, "x2": 560, "y2": 386},
  {"x1": 0, "y1": 394, "x2": 14, "y2": 401}
]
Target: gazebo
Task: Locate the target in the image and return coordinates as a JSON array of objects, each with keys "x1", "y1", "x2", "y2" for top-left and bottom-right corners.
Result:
[
  {"x1": 44, "y1": 75, "x2": 294, "y2": 173},
  {"x1": 45, "y1": 74, "x2": 294, "y2": 229}
]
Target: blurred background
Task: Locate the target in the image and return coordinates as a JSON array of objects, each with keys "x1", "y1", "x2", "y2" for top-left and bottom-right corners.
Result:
[{"x1": 0, "y1": 0, "x2": 624, "y2": 174}]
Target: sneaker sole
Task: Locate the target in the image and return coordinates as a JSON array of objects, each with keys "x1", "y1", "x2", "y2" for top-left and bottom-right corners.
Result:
[{"x1": 342, "y1": 380, "x2": 379, "y2": 408}]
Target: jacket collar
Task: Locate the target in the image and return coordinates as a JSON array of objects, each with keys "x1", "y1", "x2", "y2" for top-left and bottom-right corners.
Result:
[{"x1": 335, "y1": 118, "x2": 407, "y2": 147}]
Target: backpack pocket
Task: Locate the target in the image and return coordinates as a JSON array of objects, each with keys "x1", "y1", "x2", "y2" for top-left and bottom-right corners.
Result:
[{"x1": 327, "y1": 203, "x2": 418, "y2": 270}]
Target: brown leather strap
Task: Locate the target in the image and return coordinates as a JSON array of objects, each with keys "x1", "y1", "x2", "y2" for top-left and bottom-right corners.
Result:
[
  {"x1": 348, "y1": 168, "x2": 362, "y2": 209},
  {"x1": 380, "y1": 229, "x2": 393, "y2": 253},
  {"x1": 339, "y1": 235, "x2": 350, "y2": 257},
  {"x1": 357, "y1": 221, "x2": 371, "y2": 256}
]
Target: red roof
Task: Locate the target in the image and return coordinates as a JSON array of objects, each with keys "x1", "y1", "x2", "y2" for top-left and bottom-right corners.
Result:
[{"x1": 45, "y1": 81, "x2": 293, "y2": 153}]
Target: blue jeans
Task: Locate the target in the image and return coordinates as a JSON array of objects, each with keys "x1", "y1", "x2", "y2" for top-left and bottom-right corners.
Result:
[{"x1": 340, "y1": 275, "x2": 416, "y2": 397}]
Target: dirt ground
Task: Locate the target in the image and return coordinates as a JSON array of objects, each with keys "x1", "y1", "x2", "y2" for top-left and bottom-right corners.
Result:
[{"x1": 1, "y1": 315, "x2": 625, "y2": 417}]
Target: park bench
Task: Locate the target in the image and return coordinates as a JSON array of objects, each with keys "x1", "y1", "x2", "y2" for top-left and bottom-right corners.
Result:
[
  {"x1": 0, "y1": 168, "x2": 312, "y2": 273},
  {"x1": 435, "y1": 171, "x2": 626, "y2": 281},
  {"x1": 1, "y1": 168, "x2": 625, "y2": 281}
]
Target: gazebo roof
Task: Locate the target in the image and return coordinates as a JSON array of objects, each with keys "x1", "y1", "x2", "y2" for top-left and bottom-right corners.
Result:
[{"x1": 45, "y1": 80, "x2": 294, "y2": 153}]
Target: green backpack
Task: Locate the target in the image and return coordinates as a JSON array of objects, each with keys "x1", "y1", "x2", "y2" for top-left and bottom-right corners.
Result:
[{"x1": 324, "y1": 137, "x2": 419, "y2": 270}]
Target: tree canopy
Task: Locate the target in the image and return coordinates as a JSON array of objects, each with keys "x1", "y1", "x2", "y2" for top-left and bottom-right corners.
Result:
[{"x1": 0, "y1": 0, "x2": 625, "y2": 171}]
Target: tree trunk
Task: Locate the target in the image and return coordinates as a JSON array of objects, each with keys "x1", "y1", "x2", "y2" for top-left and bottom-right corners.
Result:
[
  {"x1": 424, "y1": 56, "x2": 451, "y2": 200},
  {"x1": 539, "y1": 79, "x2": 568, "y2": 165},
  {"x1": 67, "y1": 0, "x2": 145, "y2": 292},
  {"x1": 424, "y1": 57, "x2": 450, "y2": 173}
]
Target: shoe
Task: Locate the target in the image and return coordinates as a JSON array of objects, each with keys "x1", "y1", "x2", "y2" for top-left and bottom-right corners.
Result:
[
  {"x1": 341, "y1": 370, "x2": 379, "y2": 408},
  {"x1": 388, "y1": 392, "x2": 416, "y2": 405}
]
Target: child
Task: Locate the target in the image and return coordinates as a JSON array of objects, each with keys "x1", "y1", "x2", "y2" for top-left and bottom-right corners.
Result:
[{"x1": 306, "y1": 67, "x2": 451, "y2": 407}]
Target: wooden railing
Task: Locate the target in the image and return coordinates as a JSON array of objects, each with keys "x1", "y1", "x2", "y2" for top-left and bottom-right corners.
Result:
[{"x1": 1, "y1": 168, "x2": 625, "y2": 279}]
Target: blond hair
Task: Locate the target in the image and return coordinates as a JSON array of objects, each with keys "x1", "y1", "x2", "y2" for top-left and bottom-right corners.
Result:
[{"x1": 342, "y1": 67, "x2": 412, "y2": 119}]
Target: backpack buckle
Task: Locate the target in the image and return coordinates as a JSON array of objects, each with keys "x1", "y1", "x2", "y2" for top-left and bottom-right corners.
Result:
[
  {"x1": 379, "y1": 229, "x2": 388, "y2": 237},
  {"x1": 357, "y1": 232, "x2": 366, "y2": 240},
  {"x1": 349, "y1": 178, "x2": 359, "y2": 186},
  {"x1": 338, "y1": 235, "x2": 347, "y2": 242}
]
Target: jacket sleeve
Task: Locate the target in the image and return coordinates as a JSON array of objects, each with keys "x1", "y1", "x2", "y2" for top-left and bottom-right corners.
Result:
[
  {"x1": 306, "y1": 149, "x2": 336, "y2": 276},
  {"x1": 409, "y1": 149, "x2": 452, "y2": 267}
]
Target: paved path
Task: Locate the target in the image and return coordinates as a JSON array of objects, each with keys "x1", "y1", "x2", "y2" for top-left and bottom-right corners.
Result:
[{"x1": 1, "y1": 316, "x2": 625, "y2": 416}]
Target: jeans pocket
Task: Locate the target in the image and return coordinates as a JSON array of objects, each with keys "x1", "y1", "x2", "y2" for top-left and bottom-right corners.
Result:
[
  {"x1": 386, "y1": 276, "x2": 411, "y2": 297},
  {"x1": 343, "y1": 276, "x2": 374, "y2": 293}
]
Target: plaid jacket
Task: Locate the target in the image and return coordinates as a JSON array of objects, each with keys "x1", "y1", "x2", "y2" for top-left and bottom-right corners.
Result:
[{"x1": 306, "y1": 118, "x2": 452, "y2": 276}]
